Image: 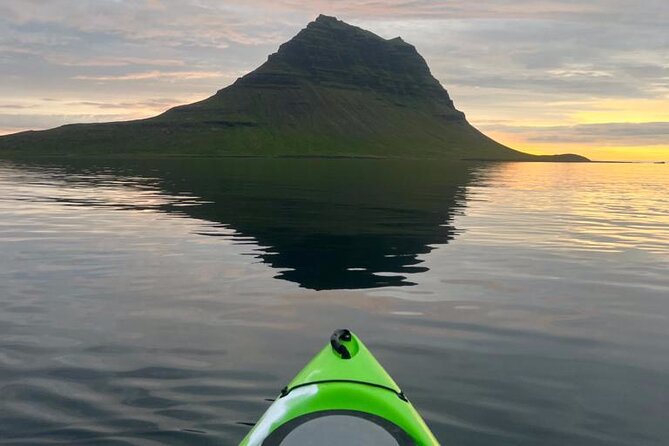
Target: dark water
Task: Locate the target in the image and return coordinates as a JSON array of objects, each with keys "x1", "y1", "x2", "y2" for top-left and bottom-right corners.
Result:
[{"x1": 0, "y1": 158, "x2": 667, "y2": 445}]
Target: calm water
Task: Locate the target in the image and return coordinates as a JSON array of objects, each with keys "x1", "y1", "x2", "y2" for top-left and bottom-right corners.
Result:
[{"x1": 0, "y1": 158, "x2": 667, "y2": 445}]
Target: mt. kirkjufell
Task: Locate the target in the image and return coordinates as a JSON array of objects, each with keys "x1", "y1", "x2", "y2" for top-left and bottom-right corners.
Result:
[{"x1": 0, "y1": 15, "x2": 587, "y2": 161}]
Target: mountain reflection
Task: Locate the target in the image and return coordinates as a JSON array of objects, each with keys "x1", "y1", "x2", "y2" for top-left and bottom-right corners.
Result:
[{"x1": 6, "y1": 158, "x2": 484, "y2": 290}]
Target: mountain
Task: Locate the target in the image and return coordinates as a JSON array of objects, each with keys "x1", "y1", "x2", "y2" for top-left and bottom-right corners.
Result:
[{"x1": 0, "y1": 15, "x2": 587, "y2": 161}]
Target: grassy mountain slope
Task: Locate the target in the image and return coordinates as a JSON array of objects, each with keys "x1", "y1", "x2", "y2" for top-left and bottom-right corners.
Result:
[{"x1": 0, "y1": 15, "x2": 587, "y2": 161}]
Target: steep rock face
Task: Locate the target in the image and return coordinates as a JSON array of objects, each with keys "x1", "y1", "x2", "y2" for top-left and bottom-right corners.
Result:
[
  {"x1": 0, "y1": 15, "x2": 586, "y2": 161},
  {"x1": 239, "y1": 15, "x2": 456, "y2": 105}
]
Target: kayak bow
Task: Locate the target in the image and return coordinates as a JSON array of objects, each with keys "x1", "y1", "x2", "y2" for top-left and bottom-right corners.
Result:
[{"x1": 240, "y1": 329, "x2": 439, "y2": 445}]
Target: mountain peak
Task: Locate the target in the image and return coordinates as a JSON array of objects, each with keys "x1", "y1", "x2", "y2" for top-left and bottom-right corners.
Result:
[
  {"x1": 235, "y1": 15, "x2": 457, "y2": 106},
  {"x1": 314, "y1": 14, "x2": 339, "y2": 24}
]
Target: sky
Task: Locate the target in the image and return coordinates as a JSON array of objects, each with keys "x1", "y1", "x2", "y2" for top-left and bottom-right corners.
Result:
[{"x1": 0, "y1": 0, "x2": 667, "y2": 161}]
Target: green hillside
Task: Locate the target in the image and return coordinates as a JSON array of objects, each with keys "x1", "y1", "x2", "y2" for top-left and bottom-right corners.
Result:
[{"x1": 0, "y1": 15, "x2": 587, "y2": 161}]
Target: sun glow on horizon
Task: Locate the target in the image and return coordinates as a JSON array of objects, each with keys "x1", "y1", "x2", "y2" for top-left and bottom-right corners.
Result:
[
  {"x1": 571, "y1": 99, "x2": 669, "y2": 125},
  {"x1": 470, "y1": 96, "x2": 669, "y2": 162}
]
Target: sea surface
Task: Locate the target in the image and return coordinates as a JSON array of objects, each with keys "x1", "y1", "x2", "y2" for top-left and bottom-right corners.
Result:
[{"x1": 0, "y1": 158, "x2": 667, "y2": 445}]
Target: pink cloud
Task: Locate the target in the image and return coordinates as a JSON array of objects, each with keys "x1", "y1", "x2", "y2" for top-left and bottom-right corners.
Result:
[{"x1": 72, "y1": 70, "x2": 227, "y2": 81}]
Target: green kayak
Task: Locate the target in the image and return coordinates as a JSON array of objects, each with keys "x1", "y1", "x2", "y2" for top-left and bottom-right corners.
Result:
[{"x1": 240, "y1": 329, "x2": 439, "y2": 445}]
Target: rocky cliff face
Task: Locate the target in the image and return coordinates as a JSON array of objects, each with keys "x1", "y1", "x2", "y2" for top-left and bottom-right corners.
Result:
[{"x1": 238, "y1": 15, "x2": 457, "y2": 106}]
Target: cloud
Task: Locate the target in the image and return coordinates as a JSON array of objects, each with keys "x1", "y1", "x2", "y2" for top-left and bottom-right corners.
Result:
[
  {"x1": 0, "y1": 112, "x2": 132, "y2": 133},
  {"x1": 483, "y1": 122, "x2": 669, "y2": 146},
  {"x1": 67, "y1": 98, "x2": 182, "y2": 109},
  {"x1": 47, "y1": 56, "x2": 187, "y2": 67},
  {"x1": 0, "y1": 95, "x2": 211, "y2": 134},
  {"x1": 0, "y1": 1, "x2": 286, "y2": 48},
  {"x1": 445, "y1": 71, "x2": 647, "y2": 98},
  {"x1": 232, "y1": 0, "x2": 666, "y2": 23},
  {"x1": 72, "y1": 70, "x2": 227, "y2": 81},
  {"x1": 0, "y1": 104, "x2": 33, "y2": 109}
]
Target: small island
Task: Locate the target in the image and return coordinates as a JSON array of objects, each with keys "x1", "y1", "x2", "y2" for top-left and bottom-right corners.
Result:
[{"x1": 0, "y1": 15, "x2": 588, "y2": 162}]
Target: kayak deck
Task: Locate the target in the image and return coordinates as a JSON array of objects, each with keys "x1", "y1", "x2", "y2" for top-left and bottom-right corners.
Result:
[{"x1": 240, "y1": 329, "x2": 438, "y2": 445}]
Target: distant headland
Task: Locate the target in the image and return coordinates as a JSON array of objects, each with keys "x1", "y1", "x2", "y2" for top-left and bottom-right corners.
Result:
[{"x1": 0, "y1": 15, "x2": 588, "y2": 162}]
